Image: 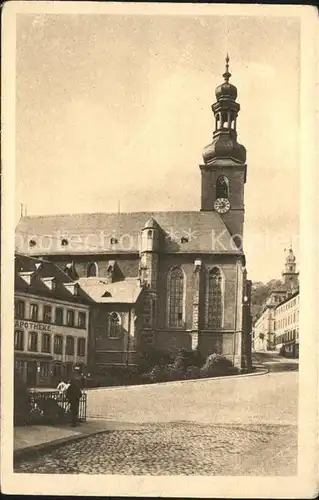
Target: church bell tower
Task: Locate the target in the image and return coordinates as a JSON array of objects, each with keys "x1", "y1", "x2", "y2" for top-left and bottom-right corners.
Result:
[{"x1": 200, "y1": 56, "x2": 247, "y2": 241}]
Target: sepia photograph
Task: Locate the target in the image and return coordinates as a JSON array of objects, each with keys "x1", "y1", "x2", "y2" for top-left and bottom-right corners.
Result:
[{"x1": 1, "y1": 1, "x2": 318, "y2": 497}]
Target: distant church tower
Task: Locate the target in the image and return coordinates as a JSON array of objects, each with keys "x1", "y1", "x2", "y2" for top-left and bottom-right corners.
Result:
[
  {"x1": 200, "y1": 55, "x2": 247, "y2": 241},
  {"x1": 282, "y1": 247, "x2": 299, "y2": 289}
]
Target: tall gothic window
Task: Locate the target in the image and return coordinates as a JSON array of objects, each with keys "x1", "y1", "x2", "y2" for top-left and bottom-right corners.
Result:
[
  {"x1": 205, "y1": 267, "x2": 223, "y2": 329},
  {"x1": 87, "y1": 262, "x2": 98, "y2": 277},
  {"x1": 216, "y1": 176, "x2": 229, "y2": 199},
  {"x1": 167, "y1": 267, "x2": 185, "y2": 328}
]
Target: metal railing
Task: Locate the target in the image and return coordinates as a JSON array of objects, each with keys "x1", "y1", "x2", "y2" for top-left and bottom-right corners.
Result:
[{"x1": 25, "y1": 390, "x2": 87, "y2": 425}]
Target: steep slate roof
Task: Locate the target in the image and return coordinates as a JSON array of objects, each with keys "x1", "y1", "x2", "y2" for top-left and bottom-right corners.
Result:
[
  {"x1": 15, "y1": 211, "x2": 240, "y2": 255},
  {"x1": 15, "y1": 253, "x2": 92, "y2": 304},
  {"x1": 76, "y1": 277, "x2": 142, "y2": 304}
]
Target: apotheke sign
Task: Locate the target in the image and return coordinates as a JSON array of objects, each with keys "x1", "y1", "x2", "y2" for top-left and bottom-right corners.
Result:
[{"x1": 15, "y1": 320, "x2": 52, "y2": 332}]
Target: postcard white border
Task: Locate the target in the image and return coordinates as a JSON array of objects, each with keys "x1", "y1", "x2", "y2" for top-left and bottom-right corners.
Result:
[{"x1": 1, "y1": 2, "x2": 318, "y2": 497}]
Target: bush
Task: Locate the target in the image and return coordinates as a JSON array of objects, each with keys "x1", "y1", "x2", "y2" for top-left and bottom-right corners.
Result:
[
  {"x1": 172, "y1": 348, "x2": 204, "y2": 372},
  {"x1": 166, "y1": 364, "x2": 185, "y2": 381},
  {"x1": 200, "y1": 353, "x2": 238, "y2": 378},
  {"x1": 148, "y1": 365, "x2": 169, "y2": 383},
  {"x1": 186, "y1": 365, "x2": 201, "y2": 380},
  {"x1": 136, "y1": 347, "x2": 173, "y2": 374}
]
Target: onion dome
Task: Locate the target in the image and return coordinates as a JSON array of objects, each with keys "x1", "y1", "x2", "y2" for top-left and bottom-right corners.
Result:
[
  {"x1": 286, "y1": 247, "x2": 296, "y2": 263},
  {"x1": 215, "y1": 54, "x2": 238, "y2": 101},
  {"x1": 202, "y1": 54, "x2": 246, "y2": 165}
]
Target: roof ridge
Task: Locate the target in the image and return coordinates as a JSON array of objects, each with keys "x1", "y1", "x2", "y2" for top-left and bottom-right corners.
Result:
[{"x1": 19, "y1": 210, "x2": 204, "y2": 219}]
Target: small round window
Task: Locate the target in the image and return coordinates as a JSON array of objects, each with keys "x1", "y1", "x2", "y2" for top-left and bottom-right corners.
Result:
[
  {"x1": 29, "y1": 239, "x2": 36, "y2": 247},
  {"x1": 61, "y1": 239, "x2": 69, "y2": 246}
]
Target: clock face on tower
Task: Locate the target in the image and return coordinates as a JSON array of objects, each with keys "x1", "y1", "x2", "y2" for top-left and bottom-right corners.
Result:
[{"x1": 214, "y1": 197, "x2": 231, "y2": 214}]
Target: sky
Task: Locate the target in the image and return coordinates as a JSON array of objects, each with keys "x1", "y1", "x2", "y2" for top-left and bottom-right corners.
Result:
[{"x1": 15, "y1": 12, "x2": 300, "y2": 283}]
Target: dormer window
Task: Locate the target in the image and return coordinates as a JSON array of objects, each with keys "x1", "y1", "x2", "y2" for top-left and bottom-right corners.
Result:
[
  {"x1": 110, "y1": 237, "x2": 118, "y2": 244},
  {"x1": 87, "y1": 262, "x2": 98, "y2": 277},
  {"x1": 64, "y1": 282, "x2": 79, "y2": 296},
  {"x1": 181, "y1": 236, "x2": 189, "y2": 244},
  {"x1": 42, "y1": 277, "x2": 56, "y2": 291},
  {"x1": 29, "y1": 239, "x2": 36, "y2": 247},
  {"x1": 61, "y1": 238, "x2": 69, "y2": 246}
]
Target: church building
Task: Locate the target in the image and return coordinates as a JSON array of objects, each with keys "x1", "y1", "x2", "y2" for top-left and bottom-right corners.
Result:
[{"x1": 15, "y1": 57, "x2": 251, "y2": 371}]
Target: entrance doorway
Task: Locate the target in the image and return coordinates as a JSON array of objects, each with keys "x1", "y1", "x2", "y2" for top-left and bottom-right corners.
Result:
[{"x1": 26, "y1": 361, "x2": 37, "y2": 386}]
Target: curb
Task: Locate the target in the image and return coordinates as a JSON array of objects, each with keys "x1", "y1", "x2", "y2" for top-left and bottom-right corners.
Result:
[
  {"x1": 14, "y1": 427, "x2": 110, "y2": 462},
  {"x1": 86, "y1": 366, "x2": 269, "y2": 392}
]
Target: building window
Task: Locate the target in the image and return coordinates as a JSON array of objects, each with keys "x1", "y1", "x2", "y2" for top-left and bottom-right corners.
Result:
[
  {"x1": 167, "y1": 267, "x2": 185, "y2": 328},
  {"x1": 55, "y1": 307, "x2": 63, "y2": 325},
  {"x1": 42, "y1": 333, "x2": 51, "y2": 353},
  {"x1": 77, "y1": 338, "x2": 86, "y2": 357},
  {"x1": 30, "y1": 303, "x2": 39, "y2": 321},
  {"x1": 40, "y1": 362, "x2": 50, "y2": 378},
  {"x1": 87, "y1": 262, "x2": 98, "y2": 277},
  {"x1": 78, "y1": 312, "x2": 86, "y2": 329},
  {"x1": 54, "y1": 335, "x2": 63, "y2": 355},
  {"x1": 108, "y1": 312, "x2": 121, "y2": 338},
  {"x1": 66, "y1": 336, "x2": 75, "y2": 355},
  {"x1": 43, "y1": 305, "x2": 52, "y2": 323},
  {"x1": 14, "y1": 330, "x2": 24, "y2": 351},
  {"x1": 67, "y1": 310, "x2": 74, "y2": 327},
  {"x1": 216, "y1": 175, "x2": 229, "y2": 199},
  {"x1": 205, "y1": 267, "x2": 223, "y2": 329},
  {"x1": 15, "y1": 300, "x2": 25, "y2": 319},
  {"x1": 15, "y1": 359, "x2": 24, "y2": 375},
  {"x1": 28, "y1": 332, "x2": 38, "y2": 352}
]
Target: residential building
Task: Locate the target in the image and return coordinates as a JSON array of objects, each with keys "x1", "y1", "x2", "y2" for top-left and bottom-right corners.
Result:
[
  {"x1": 14, "y1": 253, "x2": 91, "y2": 386},
  {"x1": 252, "y1": 248, "x2": 299, "y2": 353},
  {"x1": 274, "y1": 290, "x2": 299, "y2": 358}
]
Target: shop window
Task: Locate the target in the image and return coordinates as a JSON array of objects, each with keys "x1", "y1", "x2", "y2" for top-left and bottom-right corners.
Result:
[
  {"x1": 77, "y1": 338, "x2": 86, "y2": 357},
  {"x1": 66, "y1": 336, "x2": 75, "y2": 355},
  {"x1": 52, "y1": 363, "x2": 63, "y2": 380},
  {"x1": 15, "y1": 300, "x2": 25, "y2": 319},
  {"x1": 28, "y1": 331, "x2": 38, "y2": 352},
  {"x1": 55, "y1": 307, "x2": 63, "y2": 325},
  {"x1": 54, "y1": 335, "x2": 63, "y2": 355},
  {"x1": 30, "y1": 303, "x2": 39, "y2": 321},
  {"x1": 40, "y1": 362, "x2": 50, "y2": 378},
  {"x1": 14, "y1": 330, "x2": 24, "y2": 351},
  {"x1": 67, "y1": 310, "x2": 74, "y2": 327},
  {"x1": 15, "y1": 359, "x2": 24, "y2": 375},
  {"x1": 42, "y1": 333, "x2": 51, "y2": 353},
  {"x1": 78, "y1": 312, "x2": 86, "y2": 329},
  {"x1": 43, "y1": 305, "x2": 52, "y2": 323}
]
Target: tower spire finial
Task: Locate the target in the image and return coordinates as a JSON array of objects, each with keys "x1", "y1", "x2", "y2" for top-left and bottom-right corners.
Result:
[{"x1": 223, "y1": 53, "x2": 231, "y2": 83}]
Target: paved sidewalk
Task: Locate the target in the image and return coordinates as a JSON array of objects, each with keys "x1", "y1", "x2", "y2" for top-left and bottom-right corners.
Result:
[{"x1": 14, "y1": 419, "x2": 141, "y2": 460}]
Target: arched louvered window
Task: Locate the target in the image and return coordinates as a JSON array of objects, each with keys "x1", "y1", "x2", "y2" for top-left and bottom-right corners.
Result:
[
  {"x1": 216, "y1": 176, "x2": 229, "y2": 199},
  {"x1": 167, "y1": 267, "x2": 185, "y2": 328},
  {"x1": 108, "y1": 312, "x2": 121, "y2": 339},
  {"x1": 205, "y1": 267, "x2": 223, "y2": 328},
  {"x1": 87, "y1": 262, "x2": 98, "y2": 277}
]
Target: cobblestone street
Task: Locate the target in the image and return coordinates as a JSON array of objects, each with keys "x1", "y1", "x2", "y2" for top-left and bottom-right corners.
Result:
[
  {"x1": 15, "y1": 356, "x2": 298, "y2": 476},
  {"x1": 15, "y1": 422, "x2": 297, "y2": 475}
]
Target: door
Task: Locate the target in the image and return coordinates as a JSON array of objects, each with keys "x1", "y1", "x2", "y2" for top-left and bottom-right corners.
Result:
[{"x1": 26, "y1": 361, "x2": 37, "y2": 387}]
